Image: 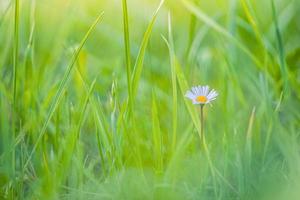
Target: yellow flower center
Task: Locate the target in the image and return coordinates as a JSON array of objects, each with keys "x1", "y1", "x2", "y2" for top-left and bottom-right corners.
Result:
[{"x1": 196, "y1": 96, "x2": 207, "y2": 103}]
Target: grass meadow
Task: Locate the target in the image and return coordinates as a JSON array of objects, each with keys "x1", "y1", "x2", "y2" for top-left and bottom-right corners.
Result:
[{"x1": 1, "y1": 0, "x2": 300, "y2": 199}]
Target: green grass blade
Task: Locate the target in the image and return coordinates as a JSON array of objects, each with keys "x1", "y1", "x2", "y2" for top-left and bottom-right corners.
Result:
[
  {"x1": 152, "y1": 91, "x2": 163, "y2": 173},
  {"x1": 122, "y1": 0, "x2": 133, "y2": 114},
  {"x1": 271, "y1": 0, "x2": 289, "y2": 94},
  {"x1": 240, "y1": 0, "x2": 264, "y2": 44},
  {"x1": 12, "y1": 0, "x2": 19, "y2": 190},
  {"x1": 245, "y1": 107, "x2": 256, "y2": 166},
  {"x1": 164, "y1": 123, "x2": 193, "y2": 181},
  {"x1": 73, "y1": 78, "x2": 97, "y2": 150},
  {"x1": 184, "y1": 0, "x2": 198, "y2": 59},
  {"x1": 56, "y1": 79, "x2": 97, "y2": 185},
  {"x1": 77, "y1": 74, "x2": 113, "y2": 175},
  {"x1": 162, "y1": 38, "x2": 201, "y2": 140},
  {"x1": 77, "y1": 79, "x2": 97, "y2": 134},
  {"x1": 166, "y1": 13, "x2": 178, "y2": 153},
  {"x1": 131, "y1": 0, "x2": 164, "y2": 100},
  {"x1": 181, "y1": 0, "x2": 263, "y2": 69},
  {"x1": 23, "y1": 12, "x2": 104, "y2": 169}
]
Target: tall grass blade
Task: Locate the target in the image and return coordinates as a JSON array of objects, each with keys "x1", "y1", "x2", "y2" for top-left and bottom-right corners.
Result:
[
  {"x1": 166, "y1": 13, "x2": 178, "y2": 152},
  {"x1": 184, "y1": 0, "x2": 198, "y2": 59},
  {"x1": 152, "y1": 91, "x2": 163, "y2": 173},
  {"x1": 240, "y1": 0, "x2": 264, "y2": 45},
  {"x1": 23, "y1": 12, "x2": 104, "y2": 169},
  {"x1": 181, "y1": 0, "x2": 263, "y2": 69},
  {"x1": 271, "y1": 0, "x2": 289, "y2": 94},
  {"x1": 122, "y1": 0, "x2": 133, "y2": 114},
  {"x1": 73, "y1": 78, "x2": 97, "y2": 151},
  {"x1": 162, "y1": 38, "x2": 201, "y2": 140},
  {"x1": 131, "y1": 0, "x2": 164, "y2": 100},
  {"x1": 245, "y1": 107, "x2": 256, "y2": 165},
  {"x1": 12, "y1": 0, "x2": 19, "y2": 194}
]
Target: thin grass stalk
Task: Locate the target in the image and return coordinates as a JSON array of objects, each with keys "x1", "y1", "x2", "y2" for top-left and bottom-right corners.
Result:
[
  {"x1": 23, "y1": 13, "x2": 104, "y2": 170},
  {"x1": 271, "y1": 0, "x2": 289, "y2": 94},
  {"x1": 167, "y1": 13, "x2": 178, "y2": 153},
  {"x1": 122, "y1": 0, "x2": 133, "y2": 116},
  {"x1": 152, "y1": 91, "x2": 163, "y2": 173},
  {"x1": 181, "y1": 0, "x2": 263, "y2": 69},
  {"x1": 12, "y1": 0, "x2": 20, "y2": 197},
  {"x1": 130, "y1": 0, "x2": 164, "y2": 99}
]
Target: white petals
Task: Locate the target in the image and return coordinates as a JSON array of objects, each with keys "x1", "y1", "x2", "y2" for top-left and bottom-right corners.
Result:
[
  {"x1": 207, "y1": 90, "x2": 218, "y2": 99},
  {"x1": 185, "y1": 91, "x2": 195, "y2": 100},
  {"x1": 205, "y1": 86, "x2": 210, "y2": 96},
  {"x1": 185, "y1": 85, "x2": 218, "y2": 105},
  {"x1": 192, "y1": 87, "x2": 198, "y2": 94}
]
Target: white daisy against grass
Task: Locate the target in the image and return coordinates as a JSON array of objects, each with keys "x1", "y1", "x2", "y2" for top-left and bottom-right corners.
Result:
[
  {"x1": 185, "y1": 85, "x2": 218, "y2": 105},
  {"x1": 185, "y1": 85, "x2": 218, "y2": 146}
]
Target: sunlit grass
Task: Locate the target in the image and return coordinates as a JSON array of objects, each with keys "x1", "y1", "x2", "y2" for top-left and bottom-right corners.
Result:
[{"x1": 1, "y1": 0, "x2": 300, "y2": 199}]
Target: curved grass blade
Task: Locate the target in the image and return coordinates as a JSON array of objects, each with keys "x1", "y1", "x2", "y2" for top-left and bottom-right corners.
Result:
[
  {"x1": 55, "y1": 78, "x2": 97, "y2": 185},
  {"x1": 73, "y1": 78, "x2": 97, "y2": 151},
  {"x1": 23, "y1": 12, "x2": 104, "y2": 169},
  {"x1": 162, "y1": 37, "x2": 201, "y2": 139},
  {"x1": 181, "y1": 0, "x2": 263, "y2": 69},
  {"x1": 131, "y1": 0, "x2": 164, "y2": 100},
  {"x1": 166, "y1": 13, "x2": 178, "y2": 153},
  {"x1": 240, "y1": 0, "x2": 264, "y2": 45},
  {"x1": 122, "y1": 0, "x2": 133, "y2": 114},
  {"x1": 271, "y1": 0, "x2": 289, "y2": 94}
]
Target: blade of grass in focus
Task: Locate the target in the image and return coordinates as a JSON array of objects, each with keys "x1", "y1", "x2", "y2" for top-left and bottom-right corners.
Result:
[
  {"x1": 121, "y1": 0, "x2": 164, "y2": 173},
  {"x1": 131, "y1": 0, "x2": 164, "y2": 101},
  {"x1": 23, "y1": 12, "x2": 104, "y2": 170},
  {"x1": 122, "y1": 0, "x2": 133, "y2": 116},
  {"x1": 162, "y1": 34, "x2": 200, "y2": 141},
  {"x1": 11, "y1": 0, "x2": 19, "y2": 197}
]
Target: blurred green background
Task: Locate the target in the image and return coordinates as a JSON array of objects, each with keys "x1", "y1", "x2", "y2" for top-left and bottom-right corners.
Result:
[{"x1": 1, "y1": 0, "x2": 300, "y2": 199}]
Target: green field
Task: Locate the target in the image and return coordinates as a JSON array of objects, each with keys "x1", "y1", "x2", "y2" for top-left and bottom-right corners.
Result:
[{"x1": 1, "y1": 0, "x2": 300, "y2": 199}]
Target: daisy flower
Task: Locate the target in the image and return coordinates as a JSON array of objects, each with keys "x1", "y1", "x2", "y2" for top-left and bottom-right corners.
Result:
[{"x1": 185, "y1": 85, "x2": 218, "y2": 105}]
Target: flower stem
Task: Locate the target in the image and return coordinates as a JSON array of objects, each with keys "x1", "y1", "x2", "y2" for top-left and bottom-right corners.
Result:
[
  {"x1": 200, "y1": 104, "x2": 204, "y2": 143},
  {"x1": 200, "y1": 105, "x2": 218, "y2": 197}
]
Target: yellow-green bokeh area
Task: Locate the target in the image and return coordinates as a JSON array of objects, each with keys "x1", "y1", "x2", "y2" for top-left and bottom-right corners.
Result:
[{"x1": 0, "y1": 0, "x2": 300, "y2": 199}]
